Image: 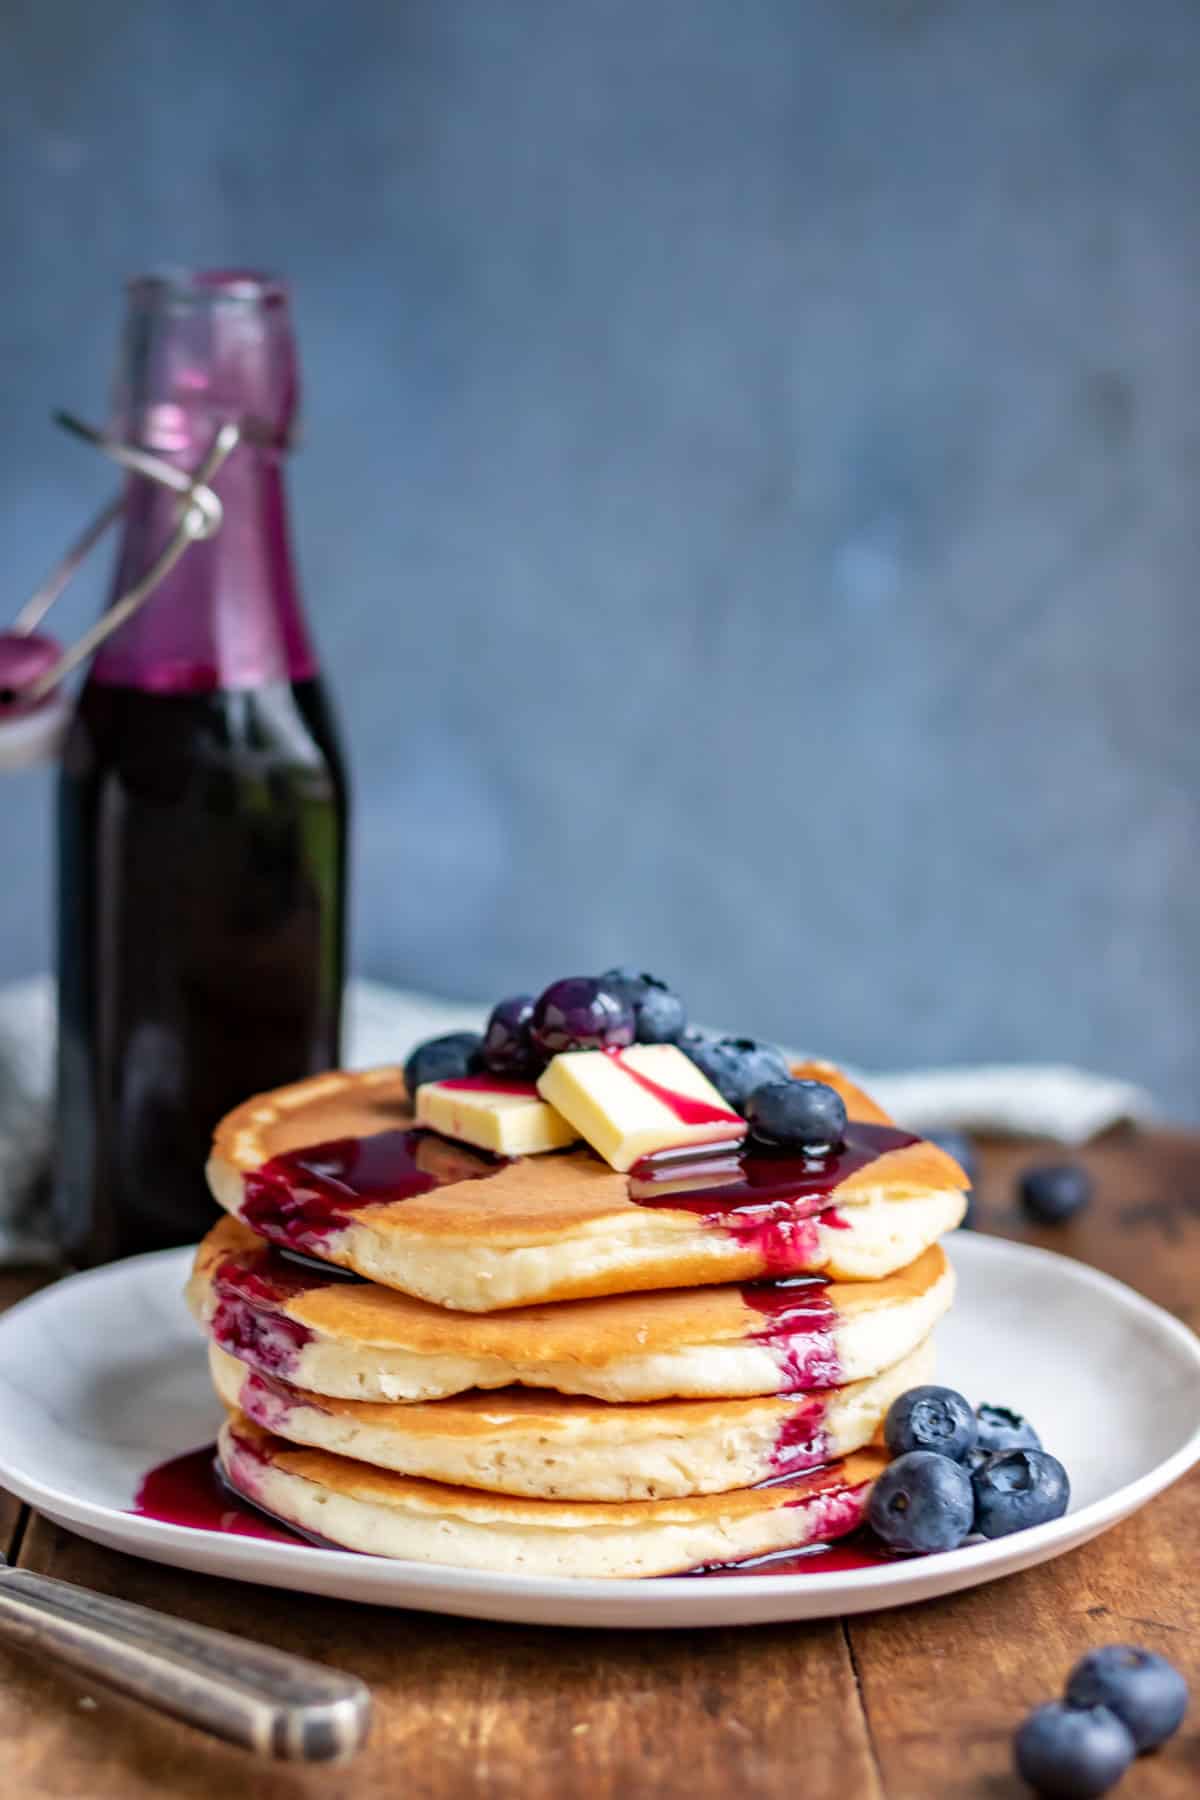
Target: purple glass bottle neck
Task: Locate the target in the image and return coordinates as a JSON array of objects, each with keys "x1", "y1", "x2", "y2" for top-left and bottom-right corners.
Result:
[{"x1": 89, "y1": 271, "x2": 317, "y2": 695}]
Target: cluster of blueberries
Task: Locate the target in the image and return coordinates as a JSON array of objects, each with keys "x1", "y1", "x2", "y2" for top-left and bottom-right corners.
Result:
[
  {"x1": 404, "y1": 970, "x2": 851, "y2": 1152},
  {"x1": 869, "y1": 1387, "x2": 1069, "y2": 1553},
  {"x1": 1015, "y1": 1646, "x2": 1188, "y2": 1798},
  {"x1": 406, "y1": 970, "x2": 1097, "y2": 1208}
]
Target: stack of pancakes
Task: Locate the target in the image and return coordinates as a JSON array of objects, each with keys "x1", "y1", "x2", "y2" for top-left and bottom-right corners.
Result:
[{"x1": 189, "y1": 1061, "x2": 967, "y2": 1578}]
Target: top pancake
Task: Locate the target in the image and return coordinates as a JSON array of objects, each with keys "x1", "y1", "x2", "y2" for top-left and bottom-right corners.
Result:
[{"x1": 207, "y1": 1058, "x2": 967, "y2": 1311}]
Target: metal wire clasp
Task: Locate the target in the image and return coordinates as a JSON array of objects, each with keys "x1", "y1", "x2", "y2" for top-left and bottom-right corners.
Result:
[{"x1": 9, "y1": 412, "x2": 240, "y2": 701}]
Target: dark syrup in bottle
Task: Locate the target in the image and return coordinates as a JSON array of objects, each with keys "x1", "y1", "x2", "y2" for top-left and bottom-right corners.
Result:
[{"x1": 55, "y1": 271, "x2": 349, "y2": 1262}]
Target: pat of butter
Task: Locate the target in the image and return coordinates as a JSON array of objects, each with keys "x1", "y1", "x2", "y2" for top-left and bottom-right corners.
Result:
[
  {"x1": 416, "y1": 1077, "x2": 578, "y2": 1156},
  {"x1": 537, "y1": 1044, "x2": 745, "y2": 1173}
]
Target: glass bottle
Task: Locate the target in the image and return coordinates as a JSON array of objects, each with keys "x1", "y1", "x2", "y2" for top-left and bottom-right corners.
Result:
[{"x1": 54, "y1": 270, "x2": 349, "y2": 1264}]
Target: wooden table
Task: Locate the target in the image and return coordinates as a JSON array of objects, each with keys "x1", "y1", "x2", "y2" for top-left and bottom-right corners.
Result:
[{"x1": 2, "y1": 1130, "x2": 1198, "y2": 1798}]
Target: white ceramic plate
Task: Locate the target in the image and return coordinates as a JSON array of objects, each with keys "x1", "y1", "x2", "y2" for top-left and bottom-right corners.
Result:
[{"x1": 0, "y1": 1234, "x2": 1197, "y2": 1628}]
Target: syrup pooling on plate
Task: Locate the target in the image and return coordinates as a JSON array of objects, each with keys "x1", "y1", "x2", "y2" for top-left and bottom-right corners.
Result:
[
  {"x1": 690, "y1": 1531, "x2": 902, "y2": 1578},
  {"x1": 133, "y1": 1445, "x2": 300, "y2": 1544},
  {"x1": 239, "y1": 1127, "x2": 507, "y2": 1251},
  {"x1": 135, "y1": 1444, "x2": 347, "y2": 1549}
]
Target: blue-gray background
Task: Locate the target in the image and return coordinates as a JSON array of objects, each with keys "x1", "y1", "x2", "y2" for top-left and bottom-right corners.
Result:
[{"x1": 1, "y1": 1, "x2": 1197, "y2": 1114}]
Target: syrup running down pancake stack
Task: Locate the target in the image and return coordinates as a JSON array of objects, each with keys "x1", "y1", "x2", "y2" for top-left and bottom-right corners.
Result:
[{"x1": 191, "y1": 993, "x2": 968, "y2": 1579}]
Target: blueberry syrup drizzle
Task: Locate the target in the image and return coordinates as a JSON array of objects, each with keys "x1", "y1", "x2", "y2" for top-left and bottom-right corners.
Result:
[
  {"x1": 435, "y1": 1074, "x2": 542, "y2": 1096},
  {"x1": 683, "y1": 1470, "x2": 873, "y2": 1574},
  {"x1": 767, "y1": 1397, "x2": 830, "y2": 1475},
  {"x1": 239, "y1": 1127, "x2": 506, "y2": 1253},
  {"x1": 238, "y1": 1367, "x2": 309, "y2": 1434},
  {"x1": 742, "y1": 1278, "x2": 842, "y2": 1389},
  {"x1": 628, "y1": 1121, "x2": 918, "y2": 1275},
  {"x1": 209, "y1": 1254, "x2": 317, "y2": 1379},
  {"x1": 603, "y1": 1047, "x2": 742, "y2": 1128},
  {"x1": 629, "y1": 1121, "x2": 917, "y2": 1212}
]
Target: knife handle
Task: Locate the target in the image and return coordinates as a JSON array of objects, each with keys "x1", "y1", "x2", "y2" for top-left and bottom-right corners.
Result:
[{"x1": 0, "y1": 1566, "x2": 371, "y2": 1760}]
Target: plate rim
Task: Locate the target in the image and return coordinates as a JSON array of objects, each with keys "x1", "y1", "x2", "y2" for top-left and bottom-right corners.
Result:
[{"x1": 0, "y1": 1233, "x2": 1198, "y2": 1616}]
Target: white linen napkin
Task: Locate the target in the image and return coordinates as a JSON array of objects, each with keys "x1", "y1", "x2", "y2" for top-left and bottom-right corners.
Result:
[
  {"x1": 0, "y1": 975, "x2": 1155, "y2": 1264},
  {"x1": 863, "y1": 1066, "x2": 1153, "y2": 1148}
]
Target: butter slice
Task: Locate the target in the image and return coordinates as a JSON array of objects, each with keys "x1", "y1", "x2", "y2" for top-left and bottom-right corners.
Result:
[
  {"x1": 537, "y1": 1045, "x2": 745, "y2": 1173},
  {"x1": 416, "y1": 1079, "x2": 578, "y2": 1156}
]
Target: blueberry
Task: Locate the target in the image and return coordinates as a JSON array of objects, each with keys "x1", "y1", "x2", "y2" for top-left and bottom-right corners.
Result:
[
  {"x1": 1065, "y1": 1645, "x2": 1189, "y2": 1754},
  {"x1": 599, "y1": 968, "x2": 687, "y2": 1044},
  {"x1": 530, "y1": 977, "x2": 636, "y2": 1058},
  {"x1": 867, "y1": 1450, "x2": 975, "y2": 1553},
  {"x1": 975, "y1": 1403, "x2": 1042, "y2": 1455},
  {"x1": 744, "y1": 1080, "x2": 848, "y2": 1153},
  {"x1": 884, "y1": 1385, "x2": 978, "y2": 1463},
  {"x1": 1014, "y1": 1702, "x2": 1134, "y2": 1798},
  {"x1": 681, "y1": 1034, "x2": 791, "y2": 1112},
  {"x1": 482, "y1": 994, "x2": 541, "y2": 1076},
  {"x1": 404, "y1": 1031, "x2": 484, "y2": 1097},
  {"x1": 972, "y1": 1448, "x2": 1070, "y2": 1538},
  {"x1": 1020, "y1": 1163, "x2": 1093, "y2": 1224}
]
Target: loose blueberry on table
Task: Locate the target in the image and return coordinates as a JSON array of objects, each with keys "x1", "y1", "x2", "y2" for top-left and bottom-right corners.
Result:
[
  {"x1": 1014, "y1": 1644, "x2": 1188, "y2": 1797},
  {"x1": 1020, "y1": 1163, "x2": 1093, "y2": 1224},
  {"x1": 1064, "y1": 1645, "x2": 1189, "y2": 1754},
  {"x1": 1014, "y1": 1702, "x2": 1135, "y2": 1799}
]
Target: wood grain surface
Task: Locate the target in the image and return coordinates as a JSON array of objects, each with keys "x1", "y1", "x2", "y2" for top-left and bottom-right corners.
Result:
[{"x1": 0, "y1": 1131, "x2": 1197, "y2": 1798}]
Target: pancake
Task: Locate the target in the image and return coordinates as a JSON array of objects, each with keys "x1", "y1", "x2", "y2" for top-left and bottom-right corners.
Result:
[
  {"x1": 206, "y1": 1059, "x2": 968, "y2": 1310},
  {"x1": 209, "y1": 1336, "x2": 933, "y2": 1501},
  {"x1": 218, "y1": 1412, "x2": 886, "y2": 1579},
  {"x1": 189, "y1": 1216, "x2": 955, "y2": 1402}
]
